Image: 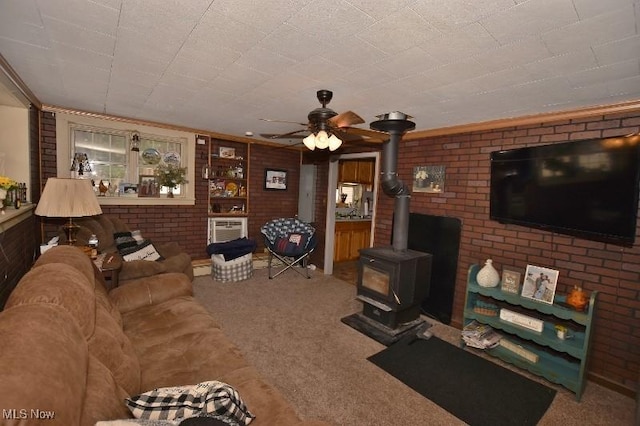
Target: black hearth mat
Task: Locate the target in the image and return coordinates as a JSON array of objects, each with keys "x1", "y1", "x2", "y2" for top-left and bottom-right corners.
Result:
[
  {"x1": 340, "y1": 313, "x2": 426, "y2": 346},
  {"x1": 367, "y1": 336, "x2": 556, "y2": 426}
]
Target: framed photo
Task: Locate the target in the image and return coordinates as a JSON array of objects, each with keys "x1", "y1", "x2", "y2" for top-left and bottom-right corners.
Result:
[
  {"x1": 219, "y1": 147, "x2": 235, "y2": 159},
  {"x1": 413, "y1": 165, "x2": 445, "y2": 193},
  {"x1": 501, "y1": 269, "x2": 521, "y2": 294},
  {"x1": 138, "y1": 175, "x2": 160, "y2": 198},
  {"x1": 264, "y1": 168, "x2": 287, "y2": 190},
  {"x1": 521, "y1": 265, "x2": 559, "y2": 304},
  {"x1": 119, "y1": 182, "x2": 138, "y2": 197}
]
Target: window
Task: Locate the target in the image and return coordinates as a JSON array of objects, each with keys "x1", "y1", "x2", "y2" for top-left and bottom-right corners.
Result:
[{"x1": 70, "y1": 124, "x2": 186, "y2": 196}]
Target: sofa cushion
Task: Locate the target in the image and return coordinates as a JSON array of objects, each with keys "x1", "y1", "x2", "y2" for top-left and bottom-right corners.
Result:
[
  {"x1": 88, "y1": 302, "x2": 141, "y2": 395},
  {"x1": 0, "y1": 303, "x2": 88, "y2": 426},
  {"x1": 125, "y1": 381, "x2": 255, "y2": 425},
  {"x1": 6, "y1": 262, "x2": 97, "y2": 338},
  {"x1": 80, "y1": 355, "x2": 133, "y2": 425}
]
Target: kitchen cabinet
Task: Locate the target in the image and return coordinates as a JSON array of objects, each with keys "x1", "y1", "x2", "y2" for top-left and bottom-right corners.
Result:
[
  {"x1": 334, "y1": 220, "x2": 371, "y2": 262},
  {"x1": 339, "y1": 160, "x2": 374, "y2": 185}
]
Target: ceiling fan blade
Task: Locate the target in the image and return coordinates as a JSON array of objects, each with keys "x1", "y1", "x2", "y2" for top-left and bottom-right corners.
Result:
[
  {"x1": 259, "y1": 118, "x2": 308, "y2": 126},
  {"x1": 338, "y1": 126, "x2": 388, "y2": 143},
  {"x1": 260, "y1": 129, "x2": 308, "y2": 139},
  {"x1": 329, "y1": 110, "x2": 365, "y2": 127}
]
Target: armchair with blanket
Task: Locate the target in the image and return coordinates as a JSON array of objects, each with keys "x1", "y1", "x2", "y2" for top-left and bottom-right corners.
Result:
[{"x1": 61, "y1": 214, "x2": 194, "y2": 283}]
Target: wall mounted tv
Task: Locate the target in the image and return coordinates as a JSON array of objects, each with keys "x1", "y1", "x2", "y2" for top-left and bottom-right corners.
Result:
[{"x1": 490, "y1": 134, "x2": 640, "y2": 247}]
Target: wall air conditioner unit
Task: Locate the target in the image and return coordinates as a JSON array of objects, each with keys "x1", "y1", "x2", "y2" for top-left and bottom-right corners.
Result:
[{"x1": 208, "y1": 218, "x2": 248, "y2": 244}]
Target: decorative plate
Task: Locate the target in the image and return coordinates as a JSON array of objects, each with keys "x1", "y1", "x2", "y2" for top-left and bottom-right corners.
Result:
[
  {"x1": 163, "y1": 151, "x2": 180, "y2": 166},
  {"x1": 141, "y1": 148, "x2": 161, "y2": 165},
  {"x1": 225, "y1": 182, "x2": 238, "y2": 196}
]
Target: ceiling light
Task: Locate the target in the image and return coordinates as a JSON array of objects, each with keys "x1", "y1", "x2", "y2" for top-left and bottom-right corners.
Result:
[
  {"x1": 328, "y1": 133, "x2": 342, "y2": 151},
  {"x1": 303, "y1": 134, "x2": 316, "y2": 150},
  {"x1": 315, "y1": 130, "x2": 329, "y2": 149}
]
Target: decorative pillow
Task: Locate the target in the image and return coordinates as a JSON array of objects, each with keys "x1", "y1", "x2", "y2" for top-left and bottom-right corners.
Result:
[
  {"x1": 132, "y1": 230, "x2": 145, "y2": 244},
  {"x1": 120, "y1": 240, "x2": 163, "y2": 262},
  {"x1": 115, "y1": 232, "x2": 138, "y2": 251},
  {"x1": 125, "y1": 381, "x2": 255, "y2": 425},
  {"x1": 274, "y1": 232, "x2": 309, "y2": 256}
]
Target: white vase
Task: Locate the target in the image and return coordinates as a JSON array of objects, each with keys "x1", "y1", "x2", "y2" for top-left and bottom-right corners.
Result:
[{"x1": 477, "y1": 259, "x2": 500, "y2": 287}]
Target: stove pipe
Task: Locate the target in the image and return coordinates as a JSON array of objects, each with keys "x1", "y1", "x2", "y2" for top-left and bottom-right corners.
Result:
[{"x1": 370, "y1": 112, "x2": 416, "y2": 252}]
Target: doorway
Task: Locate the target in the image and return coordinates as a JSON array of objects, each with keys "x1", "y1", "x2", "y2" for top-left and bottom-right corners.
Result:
[{"x1": 323, "y1": 152, "x2": 380, "y2": 276}]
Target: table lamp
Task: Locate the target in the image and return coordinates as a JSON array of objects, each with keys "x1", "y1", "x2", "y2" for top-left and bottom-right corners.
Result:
[{"x1": 35, "y1": 178, "x2": 103, "y2": 245}]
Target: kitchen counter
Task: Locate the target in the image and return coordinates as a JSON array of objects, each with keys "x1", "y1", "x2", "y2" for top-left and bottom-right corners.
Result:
[{"x1": 336, "y1": 217, "x2": 372, "y2": 222}]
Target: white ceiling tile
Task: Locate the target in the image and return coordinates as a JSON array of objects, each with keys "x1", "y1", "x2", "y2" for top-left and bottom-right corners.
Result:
[
  {"x1": 480, "y1": 0, "x2": 579, "y2": 43},
  {"x1": 473, "y1": 37, "x2": 553, "y2": 72},
  {"x1": 258, "y1": 23, "x2": 331, "y2": 62},
  {"x1": 345, "y1": 0, "x2": 415, "y2": 21},
  {"x1": 411, "y1": 0, "x2": 516, "y2": 32},
  {"x1": 192, "y1": 10, "x2": 267, "y2": 54},
  {"x1": 43, "y1": 16, "x2": 116, "y2": 56},
  {"x1": 51, "y1": 40, "x2": 113, "y2": 70},
  {"x1": 37, "y1": 0, "x2": 120, "y2": 36},
  {"x1": 320, "y1": 37, "x2": 388, "y2": 69},
  {"x1": 286, "y1": 0, "x2": 375, "y2": 42},
  {"x1": 592, "y1": 36, "x2": 640, "y2": 66},
  {"x1": 209, "y1": 0, "x2": 312, "y2": 34},
  {"x1": 542, "y1": 7, "x2": 637, "y2": 55},
  {"x1": 356, "y1": 7, "x2": 441, "y2": 55},
  {"x1": 419, "y1": 23, "x2": 499, "y2": 64},
  {"x1": 572, "y1": 0, "x2": 634, "y2": 20},
  {"x1": 567, "y1": 59, "x2": 640, "y2": 88},
  {"x1": 236, "y1": 47, "x2": 297, "y2": 77},
  {"x1": 522, "y1": 49, "x2": 599, "y2": 80}
]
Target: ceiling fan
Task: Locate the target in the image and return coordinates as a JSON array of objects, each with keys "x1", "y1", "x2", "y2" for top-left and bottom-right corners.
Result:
[{"x1": 260, "y1": 90, "x2": 388, "y2": 151}]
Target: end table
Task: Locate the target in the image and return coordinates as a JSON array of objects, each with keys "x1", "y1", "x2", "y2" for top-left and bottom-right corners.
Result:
[{"x1": 94, "y1": 252, "x2": 123, "y2": 290}]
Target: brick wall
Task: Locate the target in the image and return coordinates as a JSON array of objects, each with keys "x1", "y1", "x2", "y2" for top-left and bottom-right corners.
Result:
[
  {"x1": 37, "y1": 113, "x2": 302, "y2": 261},
  {"x1": 374, "y1": 111, "x2": 640, "y2": 392}
]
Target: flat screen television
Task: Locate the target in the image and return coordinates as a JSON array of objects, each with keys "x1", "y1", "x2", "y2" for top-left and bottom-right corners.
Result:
[{"x1": 490, "y1": 135, "x2": 640, "y2": 247}]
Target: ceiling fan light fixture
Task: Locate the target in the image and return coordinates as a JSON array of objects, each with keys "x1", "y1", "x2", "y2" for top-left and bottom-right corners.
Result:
[
  {"x1": 303, "y1": 134, "x2": 316, "y2": 150},
  {"x1": 328, "y1": 133, "x2": 342, "y2": 151},
  {"x1": 315, "y1": 130, "x2": 329, "y2": 149}
]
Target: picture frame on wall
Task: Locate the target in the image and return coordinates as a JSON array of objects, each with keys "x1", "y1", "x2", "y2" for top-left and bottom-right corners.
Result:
[
  {"x1": 264, "y1": 168, "x2": 287, "y2": 190},
  {"x1": 500, "y1": 269, "x2": 521, "y2": 294},
  {"x1": 521, "y1": 265, "x2": 559, "y2": 304},
  {"x1": 219, "y1": 147, "x2": 236, "y2": 159},
  {"x1": 413, "y1": 165, "x2": 445, "y2": 193}
]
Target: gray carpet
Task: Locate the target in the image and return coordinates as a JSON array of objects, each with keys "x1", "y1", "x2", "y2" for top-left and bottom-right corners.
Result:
[{"x1": 192, "y1": 268, "x2": 635, "y2": 426}]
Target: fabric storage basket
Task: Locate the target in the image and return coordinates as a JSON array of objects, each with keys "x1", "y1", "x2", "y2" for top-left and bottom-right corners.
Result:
[{"x1": 211, "y1": 253, "x2": 253, "y2": 282}]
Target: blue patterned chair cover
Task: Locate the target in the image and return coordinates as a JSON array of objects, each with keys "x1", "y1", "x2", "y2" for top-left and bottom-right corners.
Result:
[{"x1": 260, "y1": 218, "x2": 315, "y2": 249}]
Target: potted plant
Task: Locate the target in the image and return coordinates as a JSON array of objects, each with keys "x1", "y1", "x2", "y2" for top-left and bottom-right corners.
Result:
[
  {"x1": 155, "y1": 163, "x2": 187, "y2": 198},
  {"x1": 0, "y1": 175, "x2": 17, "y2": 208}
]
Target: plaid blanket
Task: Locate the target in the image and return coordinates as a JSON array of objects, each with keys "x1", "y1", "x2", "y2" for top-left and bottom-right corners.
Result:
[{"x1": 125, "y1": 381, "x2": 255, "y2": 425}]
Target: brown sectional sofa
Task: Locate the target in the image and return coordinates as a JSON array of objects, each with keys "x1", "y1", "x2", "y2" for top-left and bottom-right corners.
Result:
[
  {"x1": 65, "y1": 214, "x2": 194, "y2": 283},
  {"x1": 0, "y1": 245, "x2": 328, "y2": 426}
]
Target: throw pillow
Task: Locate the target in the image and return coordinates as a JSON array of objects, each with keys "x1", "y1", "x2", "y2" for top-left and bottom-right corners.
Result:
[
  {"x1": 125, "y1": 381, "x2": 255, "y2": 425},
  {"x1": 131, "y1": 230, "x2": 145, "y2": 244},
  {"x1": 274, "y1": 232, "x2": 309, "y2": 256},
  {"x1": 114, "y1": 232, "x2": 138, "y2": 251},
  {"x1": 120, "y1": 240, "x2": 163, "y2": 262}
]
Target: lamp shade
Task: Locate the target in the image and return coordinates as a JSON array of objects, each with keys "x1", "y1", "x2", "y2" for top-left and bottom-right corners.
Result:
[{"x1": 35, "y1": 178, "x2": 103, "y2": 218}]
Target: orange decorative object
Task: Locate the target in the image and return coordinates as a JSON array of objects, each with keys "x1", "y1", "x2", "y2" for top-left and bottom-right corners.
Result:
[{"x1": 567, "y1": 285, "x2": 589, "y2": 311}]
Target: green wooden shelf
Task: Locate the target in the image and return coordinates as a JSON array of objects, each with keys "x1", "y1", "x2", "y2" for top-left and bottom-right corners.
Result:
[{"x1": 463, "y1": 264, "x2": 598, "y2": 401}]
